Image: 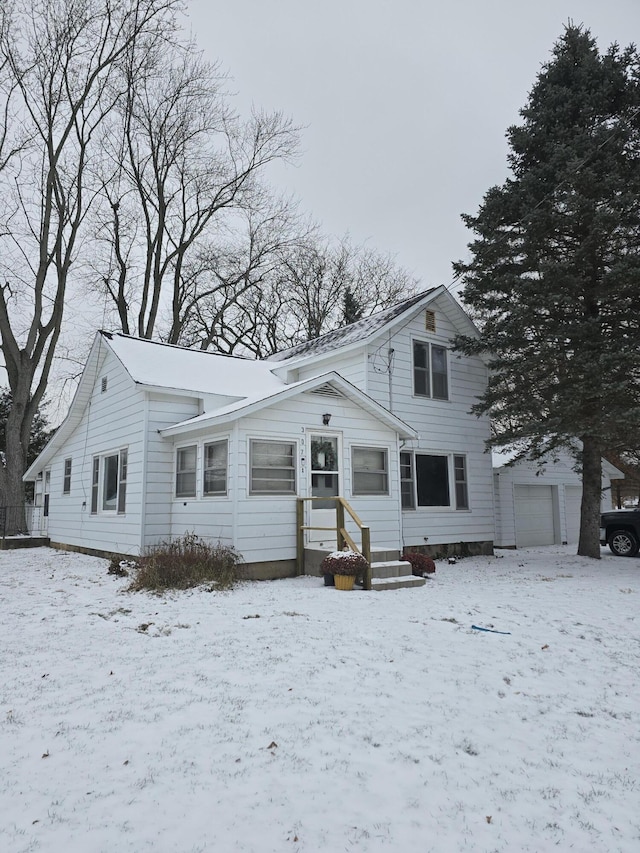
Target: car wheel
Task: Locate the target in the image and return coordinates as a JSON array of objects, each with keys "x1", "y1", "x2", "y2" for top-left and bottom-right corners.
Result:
[{"x1": 608, "y1": 529, "x2": 640, "y2": 557}]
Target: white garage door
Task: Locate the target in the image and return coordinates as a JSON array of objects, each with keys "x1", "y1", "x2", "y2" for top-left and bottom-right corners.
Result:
[
  {"x1": 514, "y1": 484, "x2": 555, "y2": 547},
  {"x1": 565, "y1": 486, "x2": 582, "y2": 544}
]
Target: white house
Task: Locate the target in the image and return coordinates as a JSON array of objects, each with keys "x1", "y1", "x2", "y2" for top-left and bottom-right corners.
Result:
[
  {"x1": 492, "y1": 448, "x2": 623, "y2": 548},
  {"x1": 24, "y1": 287, "x2": 497, "y2": 575}
]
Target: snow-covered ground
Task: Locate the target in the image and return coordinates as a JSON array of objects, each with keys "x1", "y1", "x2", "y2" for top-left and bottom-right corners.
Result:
[{"x1": 1, "y1": 545, "x2": 639, "y2": 853}]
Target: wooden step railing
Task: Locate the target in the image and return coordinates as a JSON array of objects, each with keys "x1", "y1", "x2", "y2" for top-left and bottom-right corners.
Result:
[{"x1": 296, "y1": 496, "x2": 372, "y2": 590}]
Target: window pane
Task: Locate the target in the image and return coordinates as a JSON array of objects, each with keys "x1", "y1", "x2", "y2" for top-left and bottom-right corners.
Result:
[
  {"x1": 63, "y1": 458, "x2": 72, "y2": 494},
  {"x1": 177, "y1": 471, "x2": 197, "y2": 496},
  {"x1": 102, "y1": 454, "x2": 119, "y2": 511},
  {"x1": 204, "y1": 441, "x2": 227, "y2": 495},
  {"x1": 311, "y1": 436, "x2": 338, "y2": 472},
  {"x1": 432, "y1": 346, "x2": 448, "y2": 399},
  {"x1": 354, "y1": 471, "x2": 388, "y2": 494},
  {"x1": 416, "y1": 455, "x2": 450, "y2": 506},
  {"x1": 353, "y1": 448, "x2": 385, "y2": 470},
  {"x1": 176, "y1": 445, "x2": 197, "y2": 497},
  {"x1": 352, "y1": 447, "x2": 388, "y2": 495},
  {"x1": 413, "y1": 341, "x2": 428, "y2": 368},
  {"x1": 413, "y1": 342, "x2": 430, "y2": 396}
]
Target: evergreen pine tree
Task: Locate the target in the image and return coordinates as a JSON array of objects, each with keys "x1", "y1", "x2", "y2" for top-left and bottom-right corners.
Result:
[
  {"x1": 454, "y1": 25, "x2": 640, "y2": 558},
  {"x1": 343, "y1": 286, "x2": 364, "y2": 325}
]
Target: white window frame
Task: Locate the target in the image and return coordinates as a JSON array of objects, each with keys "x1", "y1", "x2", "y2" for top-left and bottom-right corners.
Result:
[
  {"x1": 249, "y1": 439, "x2": 297, "y2": 496},
  {"x1": 412, "y1": 340, "x2": 449, "y2": 400},
  {"x1": 351, "y1": 446, "x2": 389, "y2": 496},
  {"x1": 203, "y1": 439, "x2": 228, "y2": 497},
  {"x1": 176, "y1": 444, "x2": 198, "y2": 498},
  {"x1": 401, "y1": 451, "x2": 470, "y2": 511},
  {"x1": 90, "y1": 449, "x2": 128, "y2": 515}
]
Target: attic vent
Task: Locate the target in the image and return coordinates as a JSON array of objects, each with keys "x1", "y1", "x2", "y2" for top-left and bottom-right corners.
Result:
[
  {"x1": 425, "y1": 310, "x2": 436, "y2": 333},
  {"x1": 101, "y1": 376, "x2": 108, "y2": 393},
  {"x1": 310, "y1": 384, "x2": 344, "y2": 398}
]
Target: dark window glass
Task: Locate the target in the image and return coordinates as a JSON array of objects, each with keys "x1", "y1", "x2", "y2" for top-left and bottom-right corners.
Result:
[{"x1": 416, "y1": 455, "x2": 450, "y2": 506}]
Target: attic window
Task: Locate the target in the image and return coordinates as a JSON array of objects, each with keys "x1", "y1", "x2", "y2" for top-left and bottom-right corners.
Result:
[
  {"x1": 101, "y1": 376, "x2": 108, "y2": 393},
  {"x1": 425, "y1": 310, "x2": 436, "y2": 333}
]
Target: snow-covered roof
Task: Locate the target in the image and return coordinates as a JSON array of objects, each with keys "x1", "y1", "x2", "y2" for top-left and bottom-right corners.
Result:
[
  {"x1": 160, "y1": 372, "x2": 418, "y2": 440},
  {"x1": 267, "y1": 289, "x2": 438, "y2": 363},
  {"x1": 103, "y1": 332, "x2": 284, "y2": 397}
]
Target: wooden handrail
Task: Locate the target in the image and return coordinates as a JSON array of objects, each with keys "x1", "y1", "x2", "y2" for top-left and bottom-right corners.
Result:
[{"x1": 296, "y1": 496, "x2": 372, "y2": 590}]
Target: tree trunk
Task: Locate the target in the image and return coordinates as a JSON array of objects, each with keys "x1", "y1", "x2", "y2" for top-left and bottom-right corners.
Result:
[
  {"x1": 0, "y1": 401, "x2": 29, "y2": 534},
  {"x1": 577, "y1": 436, "x2": 603, "y2": 558}
]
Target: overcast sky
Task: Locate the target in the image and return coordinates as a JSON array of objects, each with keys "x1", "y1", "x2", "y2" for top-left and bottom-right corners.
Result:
[{"x1": 186, "y1": 0, "x2": 640, "y2": 294}]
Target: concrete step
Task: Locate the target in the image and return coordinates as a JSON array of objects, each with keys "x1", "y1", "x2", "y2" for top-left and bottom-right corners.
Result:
[
  {"x1": 369, "y1": 559, "x2": 414, "y2": 579},
  {"x1": 370, "y1": 575, "x2": 427, "y2": 591}
]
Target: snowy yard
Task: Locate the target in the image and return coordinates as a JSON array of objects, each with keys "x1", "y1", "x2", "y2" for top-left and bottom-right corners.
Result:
[{"x1": 1, "y1": 545, "x2": 639, "y2": 853}]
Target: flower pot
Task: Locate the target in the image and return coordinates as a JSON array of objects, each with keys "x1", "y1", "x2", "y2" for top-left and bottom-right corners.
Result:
[{"x1": 334, "y1": 574, "x2": 356, "y2": 591}]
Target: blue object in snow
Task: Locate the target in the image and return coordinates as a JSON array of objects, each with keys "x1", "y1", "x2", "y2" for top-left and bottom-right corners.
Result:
[{"x1": 471, "y1": 625, "x2": 511, "y2": 635}]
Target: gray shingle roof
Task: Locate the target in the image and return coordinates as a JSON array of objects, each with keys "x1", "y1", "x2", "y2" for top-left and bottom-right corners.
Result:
[{"x1": 267, "y1": 288, "x2": 438, "y2": 363}]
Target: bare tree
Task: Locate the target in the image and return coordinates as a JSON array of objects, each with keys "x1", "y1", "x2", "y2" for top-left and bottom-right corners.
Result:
[
  {"x1": 92, "y1": 44, "x2": 299, "y2": 343},
  {"x1": 188, "y1": 235, "x2": 418, "y2": 357},
  {"x1": 0, "y1": 0, "x2": 183, "y2": 517}
]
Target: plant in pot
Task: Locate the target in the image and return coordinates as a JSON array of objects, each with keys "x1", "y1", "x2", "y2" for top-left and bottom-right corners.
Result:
[
  {"x1": 401, "y1": 551, "x2": 436, "y2": 577},
  {"x1": 320, "y1": 550, "x2": 369, "y2": 591}
]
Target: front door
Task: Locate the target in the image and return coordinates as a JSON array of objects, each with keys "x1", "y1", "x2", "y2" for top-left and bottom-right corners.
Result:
[{"x1": 309, "y1": 434, "x2": 340, "y2": 547}]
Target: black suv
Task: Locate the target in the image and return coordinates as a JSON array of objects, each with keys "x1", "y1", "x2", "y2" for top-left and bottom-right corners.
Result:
[{"x1": 600, "y1": 508, "x2": 640, "y2": 557}]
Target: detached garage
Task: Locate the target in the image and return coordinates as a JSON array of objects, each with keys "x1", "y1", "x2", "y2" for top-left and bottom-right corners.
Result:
[{"x1": 493, "y1": 449, "x2": 623, "y2": 549}]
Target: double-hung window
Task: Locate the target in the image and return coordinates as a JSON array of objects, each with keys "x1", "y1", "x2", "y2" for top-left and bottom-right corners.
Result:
[
  {"x1": 401, "y1": 452, "x2": 469, "y2": 510},
  {"x1": 63, "y1": 458, "x2": 72, "y2": 495},
  {"x1": 400, "y1": 451, "x2": 415, "y2": 509},
  {"x1": 413, "y1": 341, "x2": 448, "y2": 400},
  {"x1": 203, "y1": 440, "x2": 228, "y2": 496},
  {"x1": 91, "y1": 449, "x2": 128, "y2": 514},
  {"x1": 352, "y1": 447, "x2": 389, "y2": 495},
  {"x1": 176, "y1": 445, "x2": 197, "y2": 497},
  {"x1": 250, "y1": 440, "x2": 296, "y2": 495}
]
